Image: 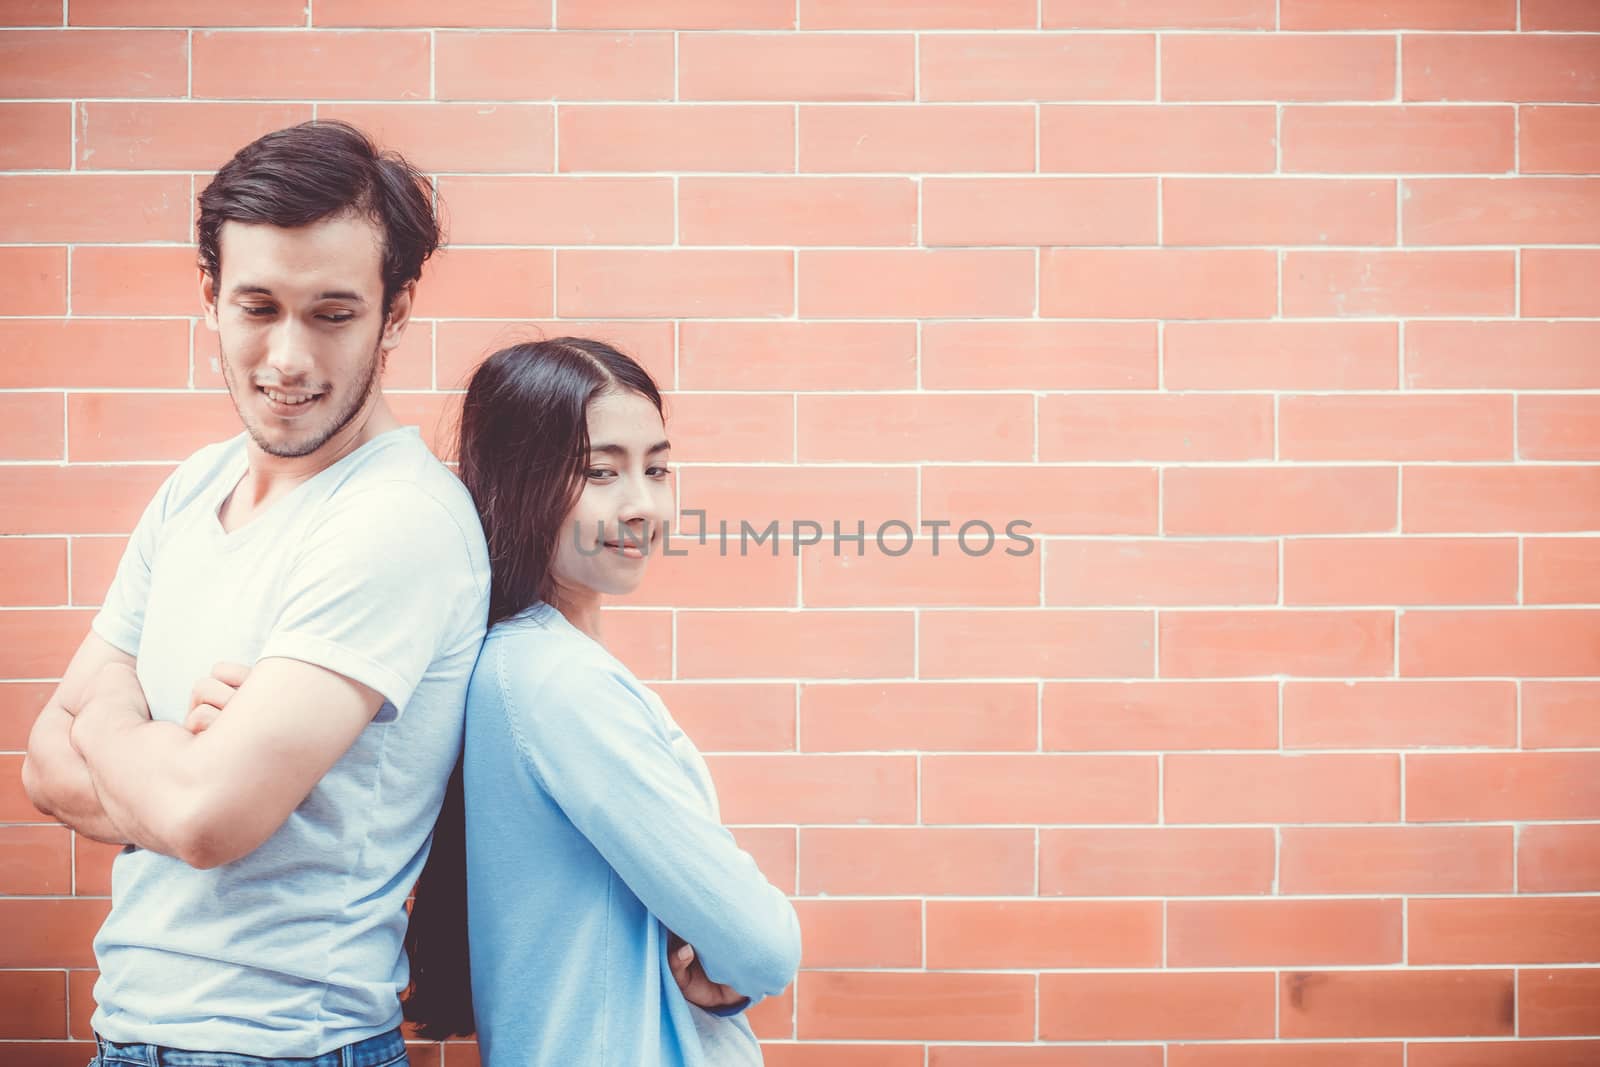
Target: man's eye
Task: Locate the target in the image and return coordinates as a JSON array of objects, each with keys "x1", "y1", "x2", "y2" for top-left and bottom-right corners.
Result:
[
  {"x1": 241, "y1": 306, "x2": 274, "y2": 317},
  {"x1": 318, "y1": 314, "x2": 354, "y2": 324}
]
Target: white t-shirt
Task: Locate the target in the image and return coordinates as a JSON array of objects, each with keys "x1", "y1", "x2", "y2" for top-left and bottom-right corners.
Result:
[{"x1": 89, "y1": 427, "x2": 490, "y2": 1057}]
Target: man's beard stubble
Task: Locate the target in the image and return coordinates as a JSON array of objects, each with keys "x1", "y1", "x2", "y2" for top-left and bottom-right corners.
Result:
[{"x1": 218, "y1": 336, "x2": 385, "y2": 460}]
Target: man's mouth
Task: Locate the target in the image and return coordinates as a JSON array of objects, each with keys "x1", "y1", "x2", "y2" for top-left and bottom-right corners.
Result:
[{"x1": 260, "y1": 386, "x2": 323, "y2": 413}]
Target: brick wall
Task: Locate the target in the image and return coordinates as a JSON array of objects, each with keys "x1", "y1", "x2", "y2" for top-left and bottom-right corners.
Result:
[{"x1": 2, "y1": 1, "x2": 1598, "y2": 1064}]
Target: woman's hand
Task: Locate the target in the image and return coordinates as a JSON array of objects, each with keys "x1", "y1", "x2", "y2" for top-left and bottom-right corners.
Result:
[
  {"x1": 667, "y1": 931, "x2": 748, "y2": 1012},
  {"x1": 185, "y1": 662, "x2": 251, "y2": 734}
]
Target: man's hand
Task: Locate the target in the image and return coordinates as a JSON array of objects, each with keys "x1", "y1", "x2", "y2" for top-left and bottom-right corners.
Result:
[
  {"x1": 667, "y1": 930, "x2": 747, "y2": 1012},
  {"x1": 69, "y1": 662, "x2": 152, "y2": 751},
  {"x1": 185, "y1": 662, "x2": 251, "y2": 734}
]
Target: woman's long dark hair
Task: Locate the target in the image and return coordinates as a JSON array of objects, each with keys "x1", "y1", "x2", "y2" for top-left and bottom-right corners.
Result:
[{"x1": 402, "y1": 337, "x2": 665, "y2": 1039}]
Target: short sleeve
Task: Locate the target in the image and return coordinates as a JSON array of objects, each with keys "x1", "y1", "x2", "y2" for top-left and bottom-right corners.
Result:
[
  {"x1": 257, "y1": 483, "x2": 484, "y2": 719},
  {"x1": 91, "y1": 473, "x2": 179, "y2": 657}
]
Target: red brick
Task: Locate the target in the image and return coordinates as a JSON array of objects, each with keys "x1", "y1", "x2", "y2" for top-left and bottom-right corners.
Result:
[
  {"x1": 679, "y1": 33, "x2": 913, "y2": 102},
  {"x1": 706, "y1": 754, "x2": 915, "y2": 824},
  {"x1": 1524, "y1": 682, "x2": 1600, "y2": 747},
  {"x1": 1165, "y1": 178, "x2": 1396, "y2": 246},
  {"x1": 1523, "y1": 0, "x2": 1600, "y2": 29},
  {"x1": 650, "y1": 683, "x2": 794, "y2": 752},
  {"x1": 1041, "y1": 827, "x2": 1276, "y2": 896},
  {"x1": 0, "y1": 29, "x2": 186, "y2": 98},
  {"x1": 924, "y1": 465, "x2": 1158, "y2": 536},
  {"x1": 800, "y1": 250, "x2": 1034, "y2": 319},
  {"x1": 1283, "y1": 394, "x2": 1511, "y2": 462},
  {"x1": 1408, "y1": 752, "x2": 1600, "y2": 821},
  {"x1": 0, "y1": 538, "x2": 67, "y2": 606},
  {"x1": 799, "y1": 682, "x2": 1036, "y2": 752},
  {"x1": 1405, "y1": 178, "x2": 1600, "y2": 245},
  {"x1": 1041, "y1": 104, "x2": 1276, "y2": 172},
  {"x1": 1283, "y1": 680, "x2": 1516, "y2": 748},
  {"x1": 1281, "y1": 969, "x2": 1514, "y2": 1038},
  {"x1": 0, "y1": 175, "x2": 190, "y2": 243},
  {"x1": 1405, "y1": 35, "x2": 1600, "y2": 103},
  {"x1": 794, "y1": 900, "x2": 921, "y2": 969},
  {"x1": 920, "y1": 33, "x2": 1153, "y2": 102},
  {"x1": 0, "y1": 971, "x2": 67, "y2": 1040},
  {"x1": 1406, "y1": 467, "x2": 1600, "y2": 533},
  {"x1": 1168, "y1": 753, "x2": 1400, "y2": 823},
  {"x1": 0, "y1": 1041, "x2": 98, "y2": 1067},
  {"x1": 1406, "y1": 323, "x2": 1600, "y2": 389},
  {"x1": 560, "y1": 105, "x2": 793, "y2": 172},
  {"x1": 680, "y1": 465, "x2": 917, "y2": 533},
  {"x1": 798, "y1": 393, "x2": 1030, "y2": 463},
  {"x1": 1520, "y1": 395, "x2": 1600, "y2": 461},
  {"x1": 1526, "y1": 537, "x2": 1600, "y2": 604},
  {"x1": 1402, "y1": 610, "x2": 1600, "y2": 678},
  {"x1": 680, "y1": 177, "x2": 916, "y2": 247},
  {"x1": 768, "y1": 1046, "x2": 923, "y2": 1067},
  {"x1": 1283, "y1": 104, "x2": 1514, "y2": 173},
  {"x1": 1164, "y1": 34, "x2": 1394, "y2": 102},
  {"x1": 70, "y1": 246, "x2": 198, "y2": 317},
  {"x1": 1166, "y1": 466, "x2": 1396, "y2": 535},
  {"x1": 923, "y1": 754, "x2": 1158, "y2": 824},
  {"x1": 192, "y1": 30, "x2": 430, "y2": 100},
  {"x1": 0, "y1": 102, "x2": 70, "y2": 169},
  {"x1": 1045, "y1": 0, "x2": 1273, "y2": 28},
  {"x1": 598, "y1": 608, "x2": 672, "y2": 681},
  {"x1": 1521, "y1": 825, "x2": 1600, "y2": 893},
  {"x1": 312, "y1": 0, "x2": 551, "y2": 26},
  {"x1": 1161, "y1": 611, "x2": 1395, "y2": 679},
  {"x1": 0, "y1": 900, "x2": 111, "y2": 968},
  {"x1": 798, "y1": 972, "x2": 1034, "y2": 1042},
  {"x1": 1521, "y1": 105, "x2": 1600, "y2": 174},
  {"x1": 920, "y1": 609, "x2": 1153, "y2": 680},
  {"x1": 77, "y1": 101, "x2": 311, "y2": 171},
  {"x1": 1282, "y1": 0, "x2": 1513, "y2": 28},
  {"x1": 0, "y1": 467, "x2": 172, "y2": 536},
  {"x1": 0, "y1": 394, "x2": 64, "y2": 462},
  {"x1": 1169, "y1": 1046, "x2": 1403, "y2": 1067},
  {"x1": 1041, "y1": 393, "x2": 1270, "y2": 462},
  {"x1": 67, "y1": 392, "x2": 238, "y2": 463},
  {"x1": 0, "y1": 610, "x2": 96, "y2": 679},
  {"x1": 1411, "y1": 898, "x2": 1600, "y2": 964},
  {"x1": 0, "y1": 0, "x2": 63, "y2": 25},
  {"x1": 1522, "y1": 971, "x2": 1600, "y2": 1038},
  {"x1": 0, "y1": 683, "x2": 54, "y2": 750},
  {"x1": 1169, "y1": 899, "x2": 1403, "y2": 966},
  {"x1": 729, "y1": 827, "x2": 794, "y2": 894},
  {"x1": 0, "y1": 827, "x2": 71, "y2": 896},
  {"x1": 415, "y1": 248, "x2": 554, "y2": 319},
  {"x1": 1410, "y1": 1041, "x2": 1600, "y2": 1067},
  {"x1": 800, "y1": 0, "x2": 1033, "y2": 29},
  {"x1": 678, "y1": 322, "x2": 916, "y2": 391},
  {"x1": 1284, "y1": 251, "x2": 1515, "y2": 318},
  {"x1": 676, "y1": 610, "x2": 912, "y2": 679},
  {"x1": 1523, "y1": 250, "x2": 1600, "y2": 317},
  {"x1": 1285, "y1": 537, "x2": 1516, "y2": 606},
  {"x1": 801, "y1": 538, "x2": 1041, "y2": 609},
  {"x1": 558, "y1": 0, "x2": 792, "y2": 28},
  {"x1": 1041, "y1": 972, "x2": 1276, "y2": 1041},
  {"x1": 437, "y1": 176, "x2": 672, "y2": 246},
  {"x1": 433, "y1": 31, "x2": 672, "y2": 101},
  {"x1": 1165, "y1": 322, "x2": 1397, "y2": 390},
  {"x1": 799, "y1": 827, "x2": 1034, "y2": 895},
  {"x1": 70, "y1": 0, "x2": 303, "y2": 23},
  {"x1": 558, "y1": 250, "x2": 792, "y2": 319},
  {"x1": 1045, "y1": 539, "x2": 1277, "y2": 607},
  {"x1": 656, "y1": 392, "x2": 795, "y2": 464},
  {"x1": 1280, "y1": 826, "x2": 1513, "y2": 894},
  {"x1": 927, "y1": 900, "x2": 1161, "y2": 969},
  {"x1": 1043, "y1": 249, "x2": 1275, "y2": 319},
  {"x1": 924, "y1": 177, "x2": 1155, "y2": 247},
  {"x1": 317, "y1": 103, "x2": 552, "y2": 173},
  {"x1": 922, "y1": 322, "x2": 1157, "y2": 390},
  {"x1": 1044, "y1": 681, "x2": 1277, "y2": 750},
  {"x1": 800, "y1": 105, "x2": 1034, "y2": 173}
]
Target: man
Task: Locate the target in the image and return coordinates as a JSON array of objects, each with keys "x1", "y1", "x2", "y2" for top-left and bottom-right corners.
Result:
[{"x1": 21, "y1": 121, "x2": 491, "y2": 1062}]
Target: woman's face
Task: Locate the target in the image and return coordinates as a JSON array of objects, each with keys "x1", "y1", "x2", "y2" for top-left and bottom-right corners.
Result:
[{"x1": 548, "y1": 388, "x2": 674, "y2": 602}]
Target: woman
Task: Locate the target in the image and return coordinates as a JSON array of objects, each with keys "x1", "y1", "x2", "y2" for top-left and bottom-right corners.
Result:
[{"x1": 404, "y1": 338, "x2": 801, "y2": 1066}]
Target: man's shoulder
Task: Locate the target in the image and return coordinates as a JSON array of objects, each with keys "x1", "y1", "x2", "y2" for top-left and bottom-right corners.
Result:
[{"x1": 157, "y1": 434, "x2": 248, "y2": 519}]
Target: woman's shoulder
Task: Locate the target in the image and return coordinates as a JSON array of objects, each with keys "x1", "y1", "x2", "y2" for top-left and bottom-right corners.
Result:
[{"x1": 479, "y1": 604, "x2": 650, "y2": 713}]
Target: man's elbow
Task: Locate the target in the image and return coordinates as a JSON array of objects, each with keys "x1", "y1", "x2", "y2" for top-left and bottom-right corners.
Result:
[
  {"x1": 164, "y1": 798, "x2": 257, "y2": 870},
  {"x1": 19, "y1": 755, "x2": 59, "y2": 819}
]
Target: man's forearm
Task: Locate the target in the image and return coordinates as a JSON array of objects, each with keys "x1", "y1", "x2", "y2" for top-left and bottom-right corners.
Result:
[
  {"x1": 23, "y1": 703, "x2": 130, "y2": 845},
  {"x1": 72, "y1": 698, "x2": 209, "y2": 863}
]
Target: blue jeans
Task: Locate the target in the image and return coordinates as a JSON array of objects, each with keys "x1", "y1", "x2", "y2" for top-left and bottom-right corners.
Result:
[{"x1": 90, "y1": 1028, "x2": 408, "y2": 1067}]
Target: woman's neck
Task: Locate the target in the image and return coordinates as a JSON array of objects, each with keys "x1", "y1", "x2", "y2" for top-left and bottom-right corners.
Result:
[{"x1": 550, "y1": 584, "x2": 604, "y2": 643}]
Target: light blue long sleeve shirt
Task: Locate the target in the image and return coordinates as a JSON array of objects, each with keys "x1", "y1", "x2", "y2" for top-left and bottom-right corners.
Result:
[{"x1": 464, "y1": 602, "x2": 802, "y2": 1067}]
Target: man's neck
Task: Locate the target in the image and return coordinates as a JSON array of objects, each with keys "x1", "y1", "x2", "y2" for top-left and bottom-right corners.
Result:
[{"x1": 224, "y1": 398, "x2": 401, "y2": 529}]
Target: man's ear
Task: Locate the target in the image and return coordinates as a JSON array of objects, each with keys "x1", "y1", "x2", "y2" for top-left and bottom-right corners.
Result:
[
  {"x1": 199, "y1": 269, "x2": 220, "y2": 331},
  {"x1": 380, "y1": 281, "x2": 416, "y2": 353}
]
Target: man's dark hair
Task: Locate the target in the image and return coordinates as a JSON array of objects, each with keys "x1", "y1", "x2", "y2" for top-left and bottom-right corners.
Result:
[{"x1": 197, "y1": 120, "x2": 440, "y2": 314}]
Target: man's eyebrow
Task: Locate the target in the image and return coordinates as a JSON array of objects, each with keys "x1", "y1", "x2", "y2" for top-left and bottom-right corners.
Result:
[
  {"x1": 227, "y1": 285, "x2": 367, "y2": 303},
  {"x1": 589, "y1": 441, "x2": 672, "y2": 457}
]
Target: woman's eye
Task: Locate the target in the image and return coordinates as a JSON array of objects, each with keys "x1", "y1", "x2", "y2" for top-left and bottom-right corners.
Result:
[
  {"x1": 586, "y1": 468, "x2": 615, "y2": 480},
  {"x1": 648, "y1": 466, "x2": 672, "y2": 479}
]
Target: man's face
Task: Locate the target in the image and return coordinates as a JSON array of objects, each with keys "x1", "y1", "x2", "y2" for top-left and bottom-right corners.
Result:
[{"x1": 201, "y1": 213, "x2": 408, "y2": 461}]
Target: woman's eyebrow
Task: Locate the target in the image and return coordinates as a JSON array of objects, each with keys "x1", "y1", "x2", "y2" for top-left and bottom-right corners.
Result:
[{"x1": 589, "y1": 441, "x2": 672, "y2": 456}]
